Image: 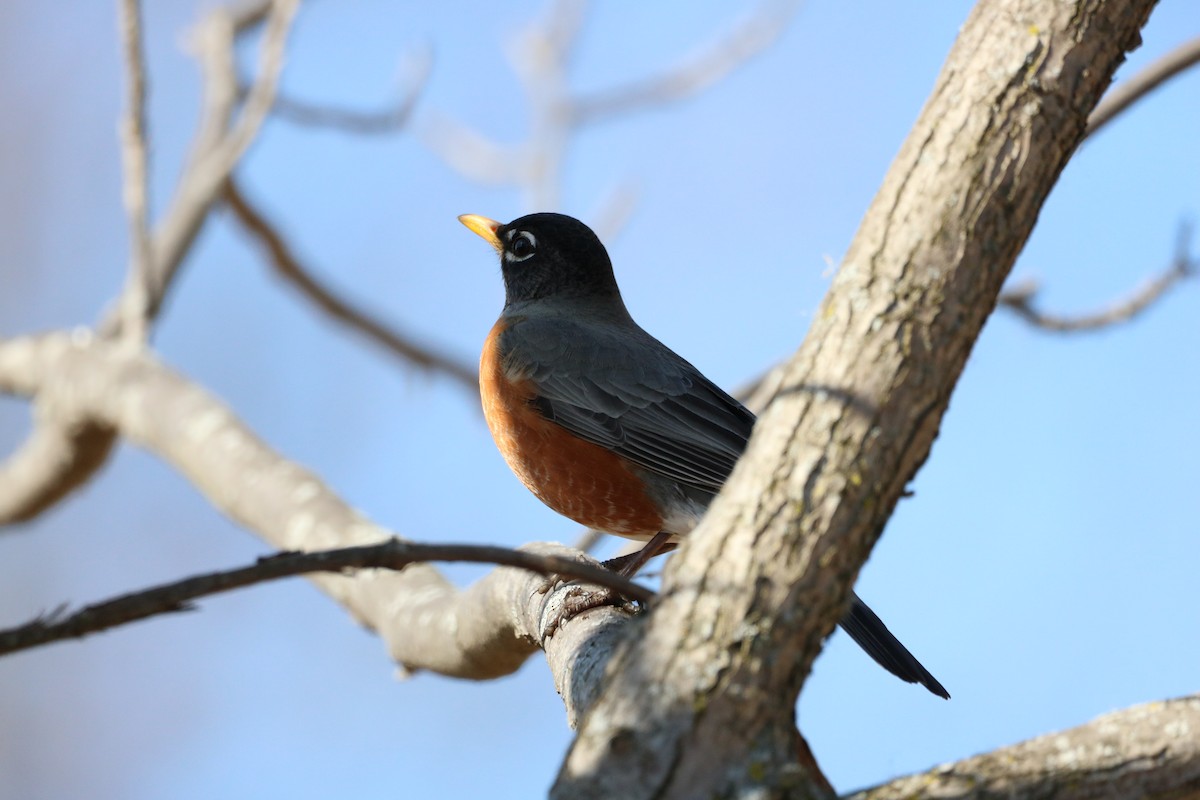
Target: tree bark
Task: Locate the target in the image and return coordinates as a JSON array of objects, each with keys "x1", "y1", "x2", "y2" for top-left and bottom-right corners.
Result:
[
  {"x1": 851, "y1": 695, "x2": 1200, "y2": 800},
  {"x1": 552, "y1": 1, "x2": 1158, "y2": 797}
]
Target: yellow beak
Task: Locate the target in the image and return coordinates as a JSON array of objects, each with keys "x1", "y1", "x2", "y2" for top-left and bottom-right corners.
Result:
[{"x1": 458, "y1": 214, "x2": 503, "y2": 252}]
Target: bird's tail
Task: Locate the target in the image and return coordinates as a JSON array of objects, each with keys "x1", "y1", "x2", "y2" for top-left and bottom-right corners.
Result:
[{"x1": 838, "y1": 591, "x2": 949, "y2": 699}]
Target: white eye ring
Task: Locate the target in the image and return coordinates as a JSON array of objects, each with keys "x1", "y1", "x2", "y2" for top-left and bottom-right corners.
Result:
[{"x1": 505, "y1": 231, "x2": 537, "y2": 262}]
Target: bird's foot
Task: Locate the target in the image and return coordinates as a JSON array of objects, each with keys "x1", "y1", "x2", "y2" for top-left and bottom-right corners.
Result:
[{"x1": 540, "y1": 582, "x2": 640, "y2": 643}]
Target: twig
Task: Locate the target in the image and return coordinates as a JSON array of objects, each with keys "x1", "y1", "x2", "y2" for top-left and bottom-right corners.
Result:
[
  {"x1": 1087, "y1": 35, "x2": 1200, "y2": 138},
  {"x1": 419, "y1": 114, "x2": 528, "y2": 186},
  {"x1": 116, "y1": 0, "x2": 154, "y2": 342},
  {"x1": 222, "y1": 178, "x2": 479, "y2": 390},
  {"x1": 0, "y1": 537, "x2": 651, "y2": 657},
  {"x1": 267, "y1": 92, "x2": 416, "y2": 134},
  {"x1": 1000, "y1": 223, "x2": 1195, "y2": 332},
  {"x1": 996, "y1": 38, "x2": 1200, "y2": 334},
  {"x1": 141, "y1": 0, "x2": 299, "y2": 317},
  {"x1": 248, "y1": 44, "x2": 432, "y2": 135},
  {"x1": 568, "y1": 0, "x2": 801, "y2": 126},
  {"x1": 590, "y1": 180, "x2": 640, "y2": 243}
]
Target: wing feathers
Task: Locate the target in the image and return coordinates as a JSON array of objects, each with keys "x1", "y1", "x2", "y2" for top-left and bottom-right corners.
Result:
[{"x1": 501, "y1": 316, "x2": 753, "y2": 496}]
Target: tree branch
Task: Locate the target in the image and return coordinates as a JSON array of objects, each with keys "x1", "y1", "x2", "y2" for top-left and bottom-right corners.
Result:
[
  {"x1": 134, "y1": 0, "x2": 298, "y2": 320},
  {"x1": 553, "y1": 2, "x2": 1158, "y2": 797},
  {"x1": 850, "y1": 695, "x2": 1200, "y2": 800},
  {"x1": 1000, "y1": 222, "x2": 1195, "y2": 331},
  {"x1": 248, "y1": 44, "x2": 432, "y2": 135},
  {"x1": 0, "y1": 401, "x2": 116, "y2": 524},
  {"x1": 0, "y1": 537, "x2": 650, "y2": 657},
  {"x1": 0, "y1": 0, "x2": 299, "y2": 528},
  {"x1": 0, "y1": 331, "x2": 636, "y2": 712},
  {"x1": 222, "y1": 178, "x2": 479, "y2": 391},
  {"x1": 116, "y1": 0, "x2": 153, "y2": 342},
  {"x1": 1087, "y1": 34, "x2": 1200, "y2": 138},
  {"x1": 421, "y1": 0, "x2": 799, "y2": 210},
  {"x1": 995, "y1": 35, "x2": 1200, "y2": 333},
  {"x1": 567, "y1": 0, "x2": 801, "y2": 126}
]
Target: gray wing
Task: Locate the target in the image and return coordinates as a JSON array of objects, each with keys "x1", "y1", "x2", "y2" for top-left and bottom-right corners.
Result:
[{"x1": 500, "y1": 316, "x2": 754, "y2": 495}]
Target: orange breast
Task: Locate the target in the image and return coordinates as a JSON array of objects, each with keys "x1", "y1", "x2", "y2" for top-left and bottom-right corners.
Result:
[{"x1": 481, "y1": 319, "x2": 664, "y2": 540}]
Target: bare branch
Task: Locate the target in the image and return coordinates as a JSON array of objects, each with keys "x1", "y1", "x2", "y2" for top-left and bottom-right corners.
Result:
[
  {"x1": 419, "y1": 113, "x2": 529, "y2": 186},
  {"x1": 222, "y1": 178, "x2": 479, "y2": 390},
  {"x1": 254, "y1": 44, "x2": 432, "y2": 134},
  {"x1": 850, "y1": 695, "x2": 1200, "y2": 800},
  {"x1": 116, "y1": 0, "x2": 153, "y2": 342},
  {"x1": 568, "y1": 0, "x2": 801, "y2": 126},
  {"x1": 1087, "y1": 35, "x2": 1200, "y2": 138},
  {"x1": 0, "y1": 1, "x2": 301, "y2": 528},
  {"x1": 0, "y1": 401, "x2": 115, "y2": 524},
  {"x1": 0, "y1": 0, "x2": 169, "y2": 524},
  {"x1": 139, "y1": 0, "x2": 299, "y2": 318},
  {"x1": 547, "y1": 0, "x2": 589, "y2": 64},
  {"x1": 0, "y1": 537, "x2": 650, "y2": 657},
  {"x1": 1000, "y1": 222, "x2": 1195, "y2": 332},
  {"x1": 423, "y1": 1, "x2": 799, "y2": 212},
  {"x1": 226, "y1": 0, "x2": 272, "y2": 30},
  {"x1": 589, "y1": 179, "x2": 640, "y2": 243},
  {"x1": 995, "y1": 38, "x2": 1200, "y2": 334},
  {"x1": 0, "y1": 331, "x2": 633, "y2": 690}
]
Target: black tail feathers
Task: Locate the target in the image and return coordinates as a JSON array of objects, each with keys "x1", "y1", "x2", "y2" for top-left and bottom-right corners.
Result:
[{"x1": 838, "y1": 591, "x2": 949, "y2": 699}]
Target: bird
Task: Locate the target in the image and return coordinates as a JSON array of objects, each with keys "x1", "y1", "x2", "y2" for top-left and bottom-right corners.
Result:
[{"x1": 459, "y1": 211, "x2": 948, "y2": 699}]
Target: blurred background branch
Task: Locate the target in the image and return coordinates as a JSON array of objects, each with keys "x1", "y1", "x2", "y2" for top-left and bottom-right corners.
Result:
[
  {"x1": 0, "y1": 0, "x2": 298, "y2": 525},
  {"x1": 421, "y1": 0, "x2": 802, "y2": 221},
  {"x1": 999, "y1": 222, "x2": 1195, "y2": 332},
  {"x1": 222, "y1": 177, "x2": 480, "y2": 391}
]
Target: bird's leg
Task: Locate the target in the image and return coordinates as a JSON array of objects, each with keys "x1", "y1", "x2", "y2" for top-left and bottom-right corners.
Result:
[{"x1": 602, "y1": 531, "x2": 677, "y2": 578}]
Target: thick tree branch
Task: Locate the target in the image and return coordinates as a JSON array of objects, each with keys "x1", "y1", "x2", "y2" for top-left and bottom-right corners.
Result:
[
  {"x1": 0, "y1": 538, "x2": 650, "y2": 657},
  {"x1": 553, "y1": 2, "x2": 1158, "y2": 797},
  {"x1": 222, "y1": 178, "x2": 479, "y2": 391},
  {"x1": 0, "y1": 331, "x2": 634, "y2": 717},
  {"x1": 850, "y1": 695, "x2": 1200, "y2": 800}
]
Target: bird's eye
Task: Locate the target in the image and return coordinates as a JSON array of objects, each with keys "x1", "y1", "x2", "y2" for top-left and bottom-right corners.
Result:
[{"x1": 508, "y1": 231, "x2": 537, "y2": 262}]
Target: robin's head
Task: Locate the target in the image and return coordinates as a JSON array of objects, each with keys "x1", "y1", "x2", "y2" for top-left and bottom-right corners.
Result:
[{"x1": 459, "y1": 212, "x2": 622, "y2": 309}]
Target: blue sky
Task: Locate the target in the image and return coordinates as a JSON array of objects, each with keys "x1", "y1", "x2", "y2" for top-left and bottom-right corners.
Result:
[{"x1": 1, "y1": 2, "x2": 1197, "y2": 798}]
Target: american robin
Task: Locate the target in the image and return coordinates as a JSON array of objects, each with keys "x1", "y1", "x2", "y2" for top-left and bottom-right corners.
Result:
[{"x1": 460, "y1": 212, "x2": 948, "y2": 699}]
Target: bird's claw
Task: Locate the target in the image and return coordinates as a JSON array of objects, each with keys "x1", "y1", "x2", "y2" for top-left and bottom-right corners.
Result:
[{"x1": 541, "y1": 583, "x2": 639, "y2": 644}]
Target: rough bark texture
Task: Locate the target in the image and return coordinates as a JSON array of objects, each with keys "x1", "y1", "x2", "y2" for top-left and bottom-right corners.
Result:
[
  {"x1": 552, "y1": 2, "x2": 1158, "y2": 798},
  {"x1": 851, "y1": 695, "x2": 1200, "y2": 800}
]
